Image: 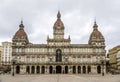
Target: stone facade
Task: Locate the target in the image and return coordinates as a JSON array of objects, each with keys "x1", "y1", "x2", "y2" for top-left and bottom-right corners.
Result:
[
  {"x1": 12, "y1": 12, "x2": 106, "y2": 74},
  {"x1": 108, "y1": 45, "x2": 120, "y2": 74}
]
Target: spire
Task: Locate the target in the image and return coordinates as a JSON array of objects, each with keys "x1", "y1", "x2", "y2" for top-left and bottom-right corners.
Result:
[
  {"x1": 57, "y1": 11, "x2": 61, "y2": 19},
  {"x1": 19, "y1": 20, "x2": 24, "y2": 28},
  {"x1": 93, "y1": 20, "x2": 98, "y2": 30}
]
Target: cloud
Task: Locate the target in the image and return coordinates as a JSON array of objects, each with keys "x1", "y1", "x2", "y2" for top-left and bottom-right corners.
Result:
[{"x1": 0, "y1": 0, "x2": 120, "y2": 52}]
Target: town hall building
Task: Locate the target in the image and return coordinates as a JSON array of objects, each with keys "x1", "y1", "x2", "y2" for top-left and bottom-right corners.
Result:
[{"x1": 12, "y1": 12, "x2": 106, "y2": 74}]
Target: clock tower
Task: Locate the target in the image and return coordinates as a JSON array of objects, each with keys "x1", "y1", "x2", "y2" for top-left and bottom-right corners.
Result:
[{"x1": 53, "y1": 11, "x2": 64, "y2": 40}]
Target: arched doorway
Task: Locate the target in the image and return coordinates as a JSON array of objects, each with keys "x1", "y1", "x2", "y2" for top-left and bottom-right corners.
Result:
[
  {"x1": 26, "y1": 66, "x2": 30, "y2": 74},
  {"x1": 56, "y1": 66, "x2": 62, "y2": 74},
  {"x1": 97, "y1": 65, "x2": 101, "y2": 74},
  {"x1": 41, "y1": 66, "x2": 45, "y2": 74},
  {"x1": 31, "y1": 66, "x2": 35, "y2": 74},
  {"x1": 16, "y1": 65, "x2": 20, "y2": 74},
  {"x1": 78, "y1": 66, "x2": 81, "y2": 74},
  {"x1": 56, "y1": 49, "x2": 62, "y2": 62},
  {"x1": 87, "y1": 66, "x2": 91, "y2": 74},
  {"x1": 73, "y1": 66, "x2": 76, "y2": 74},
  {"x1": 65, "y1": 66, "x2": 68, "y2": 74},
  {"x1": 49, "y1": 66, "x2": 53, "y2": 74},
  {"x1": 83, "y1": 66, "x2": 86, "y2": 74},
  {"x1": 36, "y1": 66, "x2": 40, "y2": 74}
]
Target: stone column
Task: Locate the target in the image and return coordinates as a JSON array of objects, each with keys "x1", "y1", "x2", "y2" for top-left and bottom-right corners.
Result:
[
  {"x1": 35, "y1": 66, "x2": 36, "y2": 74},
  {"x1": 76, "y1": 66, "x2": 78, "y2": 74},
  {"x1": 81, "y1": 65, "x2": 83, "y2": 74},
  {"x1": 46, "y1": 66, "x2": 48, "y2": 74},
  {"x1": 62, "y1": 66, "x2": 64, "y2": 74},
  {"x1": 29, "y1": 65, "x2": 31, "y2": 74},
  {"x1": 69, "y1": 65, "x2": 72, "y2": 74},
  {"x1": 53, "y1": 66, "x2": 55, "y2": 74},
  {"x1": 104, "y1": 65, "x2": 106, "y2": 74},
  {"x1": 91, "y1": 65, "x2": 95, "y2": 74},
  {"x1": 22, "y1": 65, "x2": 26, "y2": 74},
  {"x1": 86, "y1": 66, "x2": 88, "y2": 74},
  {"x1": 40, "y1": 66, "x2": 41, "y2": 74}
]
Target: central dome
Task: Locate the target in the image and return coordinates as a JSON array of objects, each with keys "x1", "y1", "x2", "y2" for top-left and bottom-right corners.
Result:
[{"x1": 53, "y1": 11, "x2": 64, "y2": 29}]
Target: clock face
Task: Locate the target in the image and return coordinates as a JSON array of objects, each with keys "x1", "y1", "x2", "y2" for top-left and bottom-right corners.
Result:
[{"x1": 57, "y1": 26, "x2": 60, "y2": 29}]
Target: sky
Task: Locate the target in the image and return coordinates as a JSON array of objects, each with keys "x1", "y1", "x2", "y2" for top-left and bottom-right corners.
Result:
[{"x1": 0, "y1": 0, "x2": 120, "y2": 52}]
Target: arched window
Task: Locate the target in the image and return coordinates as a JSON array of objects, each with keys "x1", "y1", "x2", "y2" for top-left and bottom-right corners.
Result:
[
  {"x1": 56, "y1": 49, "x2": 62, "y2": 62},
  {"x1": 16, "y1": 65, "x2": 20, "y2": 74}
]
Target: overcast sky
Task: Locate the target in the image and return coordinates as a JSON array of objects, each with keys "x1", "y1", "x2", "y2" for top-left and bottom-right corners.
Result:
[{"x1": 0, "y1": 0, "x2": 120, "y2": 52}]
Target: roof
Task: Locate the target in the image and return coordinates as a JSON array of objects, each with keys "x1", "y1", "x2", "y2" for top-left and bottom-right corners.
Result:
[{"x1": 53, "y1": 11, "x2": 64, "y2": 29}]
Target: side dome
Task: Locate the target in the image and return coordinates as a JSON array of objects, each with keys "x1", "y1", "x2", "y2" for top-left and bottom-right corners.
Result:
[
  {"x1": 13, "y1": 21, "x2": 29, "y2": 43},
  {"x1": 90, "y1": 29, "x2": 103, "y2": 39},
  {"x1": 90, "y1": 21, "x2": 103, "y2": 38},
  {"x1": 53, "y1": 11, "x2": 64, "y2": 29},
  {"x1": 89, "y1": 21, "x2": 105, "y2": 45}
]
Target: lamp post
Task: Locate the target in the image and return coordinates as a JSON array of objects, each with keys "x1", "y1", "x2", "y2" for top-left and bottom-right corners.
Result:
[
  {"x1": 12, "y1": 59, "x2": 16, "y2": 76},
  {"x1": 101, "y1": 60, "x2": 104, "y2": 76}
]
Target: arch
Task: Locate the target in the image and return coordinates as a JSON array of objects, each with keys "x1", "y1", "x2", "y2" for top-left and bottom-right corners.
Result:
[
  {"x1": 56, "y1": 66, "x2": 62, "y2": 74},
  {"x1": 78, "y1": 66, "x2": 81, "y2": 74},
  {"x1": 73, "y1": 66, "x2": 76, "y2": 74},
  {"x1": 87, "y1": 66, "x2": 91, "y2": 74},
  {"x1": 26, "y1": 66, "x2": 30, "y2": 74},
  {"x1": 49, "y1": 66, "x2": 53, "y2": 74},
  {"x1": 36, "y1": 66, "x2": 40, "y2": 74},
  {"x1": 31, "y1": 66, "x2": 35, "y2": 74},
  {"x1": 65, "y1": 66, "x2": 68, "y2": 74},
  {"x1": 97, "y1": 65, "x2": 101, "y2": 74},
  {"x1": 56, "y1": 49, "x2": 62, "y2": 62},
  {"x1": 41, "y1": 66, "x2": 45, "y2": 74},
  {"x1": 16, "y1": 65, "x2": 20, "y2": 74},
  {"x1": 83, "y1": 66, "x2": 86, "y2": 74}
]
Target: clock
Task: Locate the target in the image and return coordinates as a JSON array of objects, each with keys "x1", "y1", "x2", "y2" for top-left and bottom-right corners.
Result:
[{"x1": 57, "y1": 26, "x2": 60, "y2": 29}]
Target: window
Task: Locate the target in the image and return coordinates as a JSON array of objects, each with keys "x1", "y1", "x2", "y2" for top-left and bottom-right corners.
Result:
[
  {"x1": 56, "y1": 49, "x2": 62, "y2": 62},
  {"x1": 78, "y1": 56, "x2": 80, "y2": 58},
  {"x1": 83, "y1": 55, "x2": 85, "y2": 58},
  {"x1": 88, "y1": 55, "x2": 91, "y2": 58},
  {"x1": 65, "y1": 58, "x2": 68, "y2": 62},
  {"x1": 73, "y1": 55, "x2": 76, "y2": 58},
  {"x1": 50, "y1": 57, "x2": 53, "y2": 62}
]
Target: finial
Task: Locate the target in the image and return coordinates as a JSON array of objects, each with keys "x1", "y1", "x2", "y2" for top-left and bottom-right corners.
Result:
[
  {"x1": 93, "y1": 19, "x2": 98, "y2": 28},
  {"x1": 94, "y1": 18, "x2": 96, "y2": 24},
  {"x1": 57, "y1": 11, "x2": 61, "y2": 19},
  {"x1": 21, "y1": 20, "x2": 23, "y2": 24},
  {"x1": 19, "y1": 20, "x2": 24, "y2": 28}
]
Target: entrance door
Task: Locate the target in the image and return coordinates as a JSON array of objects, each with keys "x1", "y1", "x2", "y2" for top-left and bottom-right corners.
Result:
[
  {"x1": 49, "y1": 66, "x2": 53, "y2": 74},
  {"x1": 73, "y1": 66, "x2": 76, "y2": 74},
  {"x1": 97, "y1": 66, "x2": 101, "y2": 74},
  {"x1": 78, "y1": 66, "x2": 81, "y2": 74},
  {"x1": 65, "y1": 66, "x2": 68, "y2": 74},
  {"x1": 87, "y1": 66, "x2": 91, "y2": 74},
  {"x1": 31, "y1": 66, "x2": 35, "y2": 74},
  {"x1": 56, "y1": 66, "x2": 62, "y2": 74},
  {"x1": 41, "y1": 66, "x2": 45, "y2": 74},
  {"x1": 83, "y1": 66, "x2": 86, "y2": 74},
  {"x1": 26, "y1": 66, "x2": 30, "y2": 74},
  {"x1": 16, "y1": 65, "x2": 20, "y2": 74},
  {"x1": 36, "y1": 66, "x2": 40, "y2": 74}
]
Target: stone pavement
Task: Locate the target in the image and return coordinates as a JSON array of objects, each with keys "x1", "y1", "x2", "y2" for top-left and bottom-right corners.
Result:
[{"x1": 0, "y1": 74, "x2": 120, "y2": 82}]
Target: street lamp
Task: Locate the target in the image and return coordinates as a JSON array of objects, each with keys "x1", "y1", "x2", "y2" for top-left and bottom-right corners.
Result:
[
  {"x1": 101, "y1": 60, "x2": 104, "y2": 76},
  {"x1": 12, "y1": 59, "x2": 16, "y2": 76}
]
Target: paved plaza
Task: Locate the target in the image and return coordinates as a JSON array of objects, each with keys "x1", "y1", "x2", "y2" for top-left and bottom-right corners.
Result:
[{"x1": 0, "y1": 74, "x2": 120, "y2": 82}]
